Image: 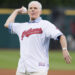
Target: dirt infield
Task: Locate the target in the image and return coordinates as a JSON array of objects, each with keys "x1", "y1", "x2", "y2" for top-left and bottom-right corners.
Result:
[{"x1": 0, "y1": 69, "x2": 75, "y2": 75}]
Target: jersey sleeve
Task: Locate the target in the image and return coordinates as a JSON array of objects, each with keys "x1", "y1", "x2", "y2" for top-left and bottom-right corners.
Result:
[
  {"x1": 45, "y1": 21, "x2": 63, "y2": 40},
  {"x1": 8, "y1": 23, "x2": 20, "y2": 35}
]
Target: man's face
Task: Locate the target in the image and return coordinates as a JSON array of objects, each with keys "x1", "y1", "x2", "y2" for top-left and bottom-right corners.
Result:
[{"x1": 28, "y1": 3, "x2": 42, "y2": 20}]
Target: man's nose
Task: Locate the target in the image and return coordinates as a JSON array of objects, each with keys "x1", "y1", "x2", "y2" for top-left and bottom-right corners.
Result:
[{"x1": 31, "y1": 8, "x2": 35, "y2": 11}]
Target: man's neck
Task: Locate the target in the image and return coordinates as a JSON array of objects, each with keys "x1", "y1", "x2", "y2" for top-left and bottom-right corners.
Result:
[
  {"x1": 29, "y1": 17, "x2": 42, "y2": 23},
  {"x1": 30, "y1": 18, "x2": 37, "y2": 21}
]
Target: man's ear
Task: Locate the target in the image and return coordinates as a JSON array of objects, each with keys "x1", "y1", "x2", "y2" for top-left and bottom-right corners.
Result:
[{"x1": 40, "y1": 10, "x2": 42, "y2": 15}]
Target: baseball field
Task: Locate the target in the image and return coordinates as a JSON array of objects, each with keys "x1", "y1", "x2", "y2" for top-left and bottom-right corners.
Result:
[{"x1": 0, "y1": 49, "x2": 75, "y2": 75}]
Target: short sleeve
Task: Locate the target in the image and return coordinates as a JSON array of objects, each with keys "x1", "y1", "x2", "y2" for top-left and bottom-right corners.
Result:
[
  {"x1": 45, "y1": 21, "x2": 63, "y2": 40},
  {"x1": 8, "y1": 23, "x2": 20, "y2": 35}
]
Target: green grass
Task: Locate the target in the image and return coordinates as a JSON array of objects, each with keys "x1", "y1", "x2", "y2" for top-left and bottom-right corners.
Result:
[
  {"x1": 49, "y1": 51, "x2": 75, "y2": 70},
  {"x1": 0, "y1": 49, "x2": 75, "y2": 70},
  {"x1": 0, "y1": 49, "x2": 19, "y2": 69}
]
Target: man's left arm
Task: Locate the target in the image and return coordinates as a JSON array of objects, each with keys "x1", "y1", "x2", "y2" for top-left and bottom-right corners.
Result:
[{"x1": 59, "y1": 35, "x2": 71, "y2": 64}]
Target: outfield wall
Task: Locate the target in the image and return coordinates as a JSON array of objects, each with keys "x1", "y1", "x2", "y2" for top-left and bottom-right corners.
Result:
[{"x1": 0, "y1": 9, "x2": 75, "y2": 49}]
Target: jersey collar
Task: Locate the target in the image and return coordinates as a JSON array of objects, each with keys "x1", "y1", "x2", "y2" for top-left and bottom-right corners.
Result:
[{"x1": 29, "y1": 17, "x2": 42, "y2": 23}]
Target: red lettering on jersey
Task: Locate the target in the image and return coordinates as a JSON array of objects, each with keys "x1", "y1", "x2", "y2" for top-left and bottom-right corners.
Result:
[{"x1": 21, "y1": 28, "x2": 42, "y2": 40}]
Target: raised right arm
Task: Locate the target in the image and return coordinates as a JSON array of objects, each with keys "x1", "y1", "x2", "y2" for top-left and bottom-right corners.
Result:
[
  {"x1": 4, "y1": 6, "x2": 27, "y2": 28},
  {"x1": 4, "y1": 9, "x2": 19, "y2": 28}
]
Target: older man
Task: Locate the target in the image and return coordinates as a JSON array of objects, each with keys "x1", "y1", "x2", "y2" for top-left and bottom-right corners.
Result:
[{"x1": 4, "y1": 1, "x2": 71, "y2": 75}]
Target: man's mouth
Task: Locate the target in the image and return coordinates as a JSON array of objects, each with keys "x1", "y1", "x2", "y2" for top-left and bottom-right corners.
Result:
[{"x1": 31, "y1": 13, "x2": 35, "y2": 15}]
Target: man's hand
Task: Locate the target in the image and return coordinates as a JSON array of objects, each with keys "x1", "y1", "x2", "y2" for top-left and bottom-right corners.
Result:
[
  {"x1": 59, "y1": 35, "x2": 71, "y2": 64},
  {"x1": 62, "y1": 50, "x2": 71, "y2": 64},
  {"x1": 16, "y1": 6, "x2": 27, "y2": 14},
  {"x1": 4, "y1": 6, "x2": 27, "y2": 28}
]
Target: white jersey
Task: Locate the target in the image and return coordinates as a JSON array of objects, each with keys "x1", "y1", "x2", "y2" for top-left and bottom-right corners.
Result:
[{"x1": 9, "y1": 17, "x2": 63, "y2": 73}]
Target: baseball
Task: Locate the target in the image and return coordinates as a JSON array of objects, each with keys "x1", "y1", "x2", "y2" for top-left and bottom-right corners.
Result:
[{"x1": 22, "y1": 6, "x2": 27, "y2": 13}]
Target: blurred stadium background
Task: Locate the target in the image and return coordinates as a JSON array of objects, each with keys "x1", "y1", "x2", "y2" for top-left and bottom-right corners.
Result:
[{"x1": 0, "y1": 0, "x2": 75, "y2": 70}]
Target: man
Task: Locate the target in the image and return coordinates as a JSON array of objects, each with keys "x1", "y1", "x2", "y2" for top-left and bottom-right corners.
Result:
[{"x1": 4, "y1": 1, "x2": 71, "y2": 75}]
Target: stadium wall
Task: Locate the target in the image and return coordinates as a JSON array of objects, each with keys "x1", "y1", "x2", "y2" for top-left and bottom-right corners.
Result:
[{"x1": 0, "y1": 9, "x2": 75, "y2": 49}]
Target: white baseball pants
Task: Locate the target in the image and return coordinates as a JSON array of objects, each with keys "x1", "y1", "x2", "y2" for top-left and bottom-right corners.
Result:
[{"x1": 16, "y1": 71, "x2": 48, "y2": 75}]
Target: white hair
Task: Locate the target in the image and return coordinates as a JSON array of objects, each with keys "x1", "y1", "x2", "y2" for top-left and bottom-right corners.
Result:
[{"x1": 28, "y1": 1, "x2": 42, "y2": 10}]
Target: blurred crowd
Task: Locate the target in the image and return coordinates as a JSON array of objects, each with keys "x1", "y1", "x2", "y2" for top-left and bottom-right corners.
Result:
[{"x1": 51, "y1": 8, "x2": 75, "y2": 50}]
